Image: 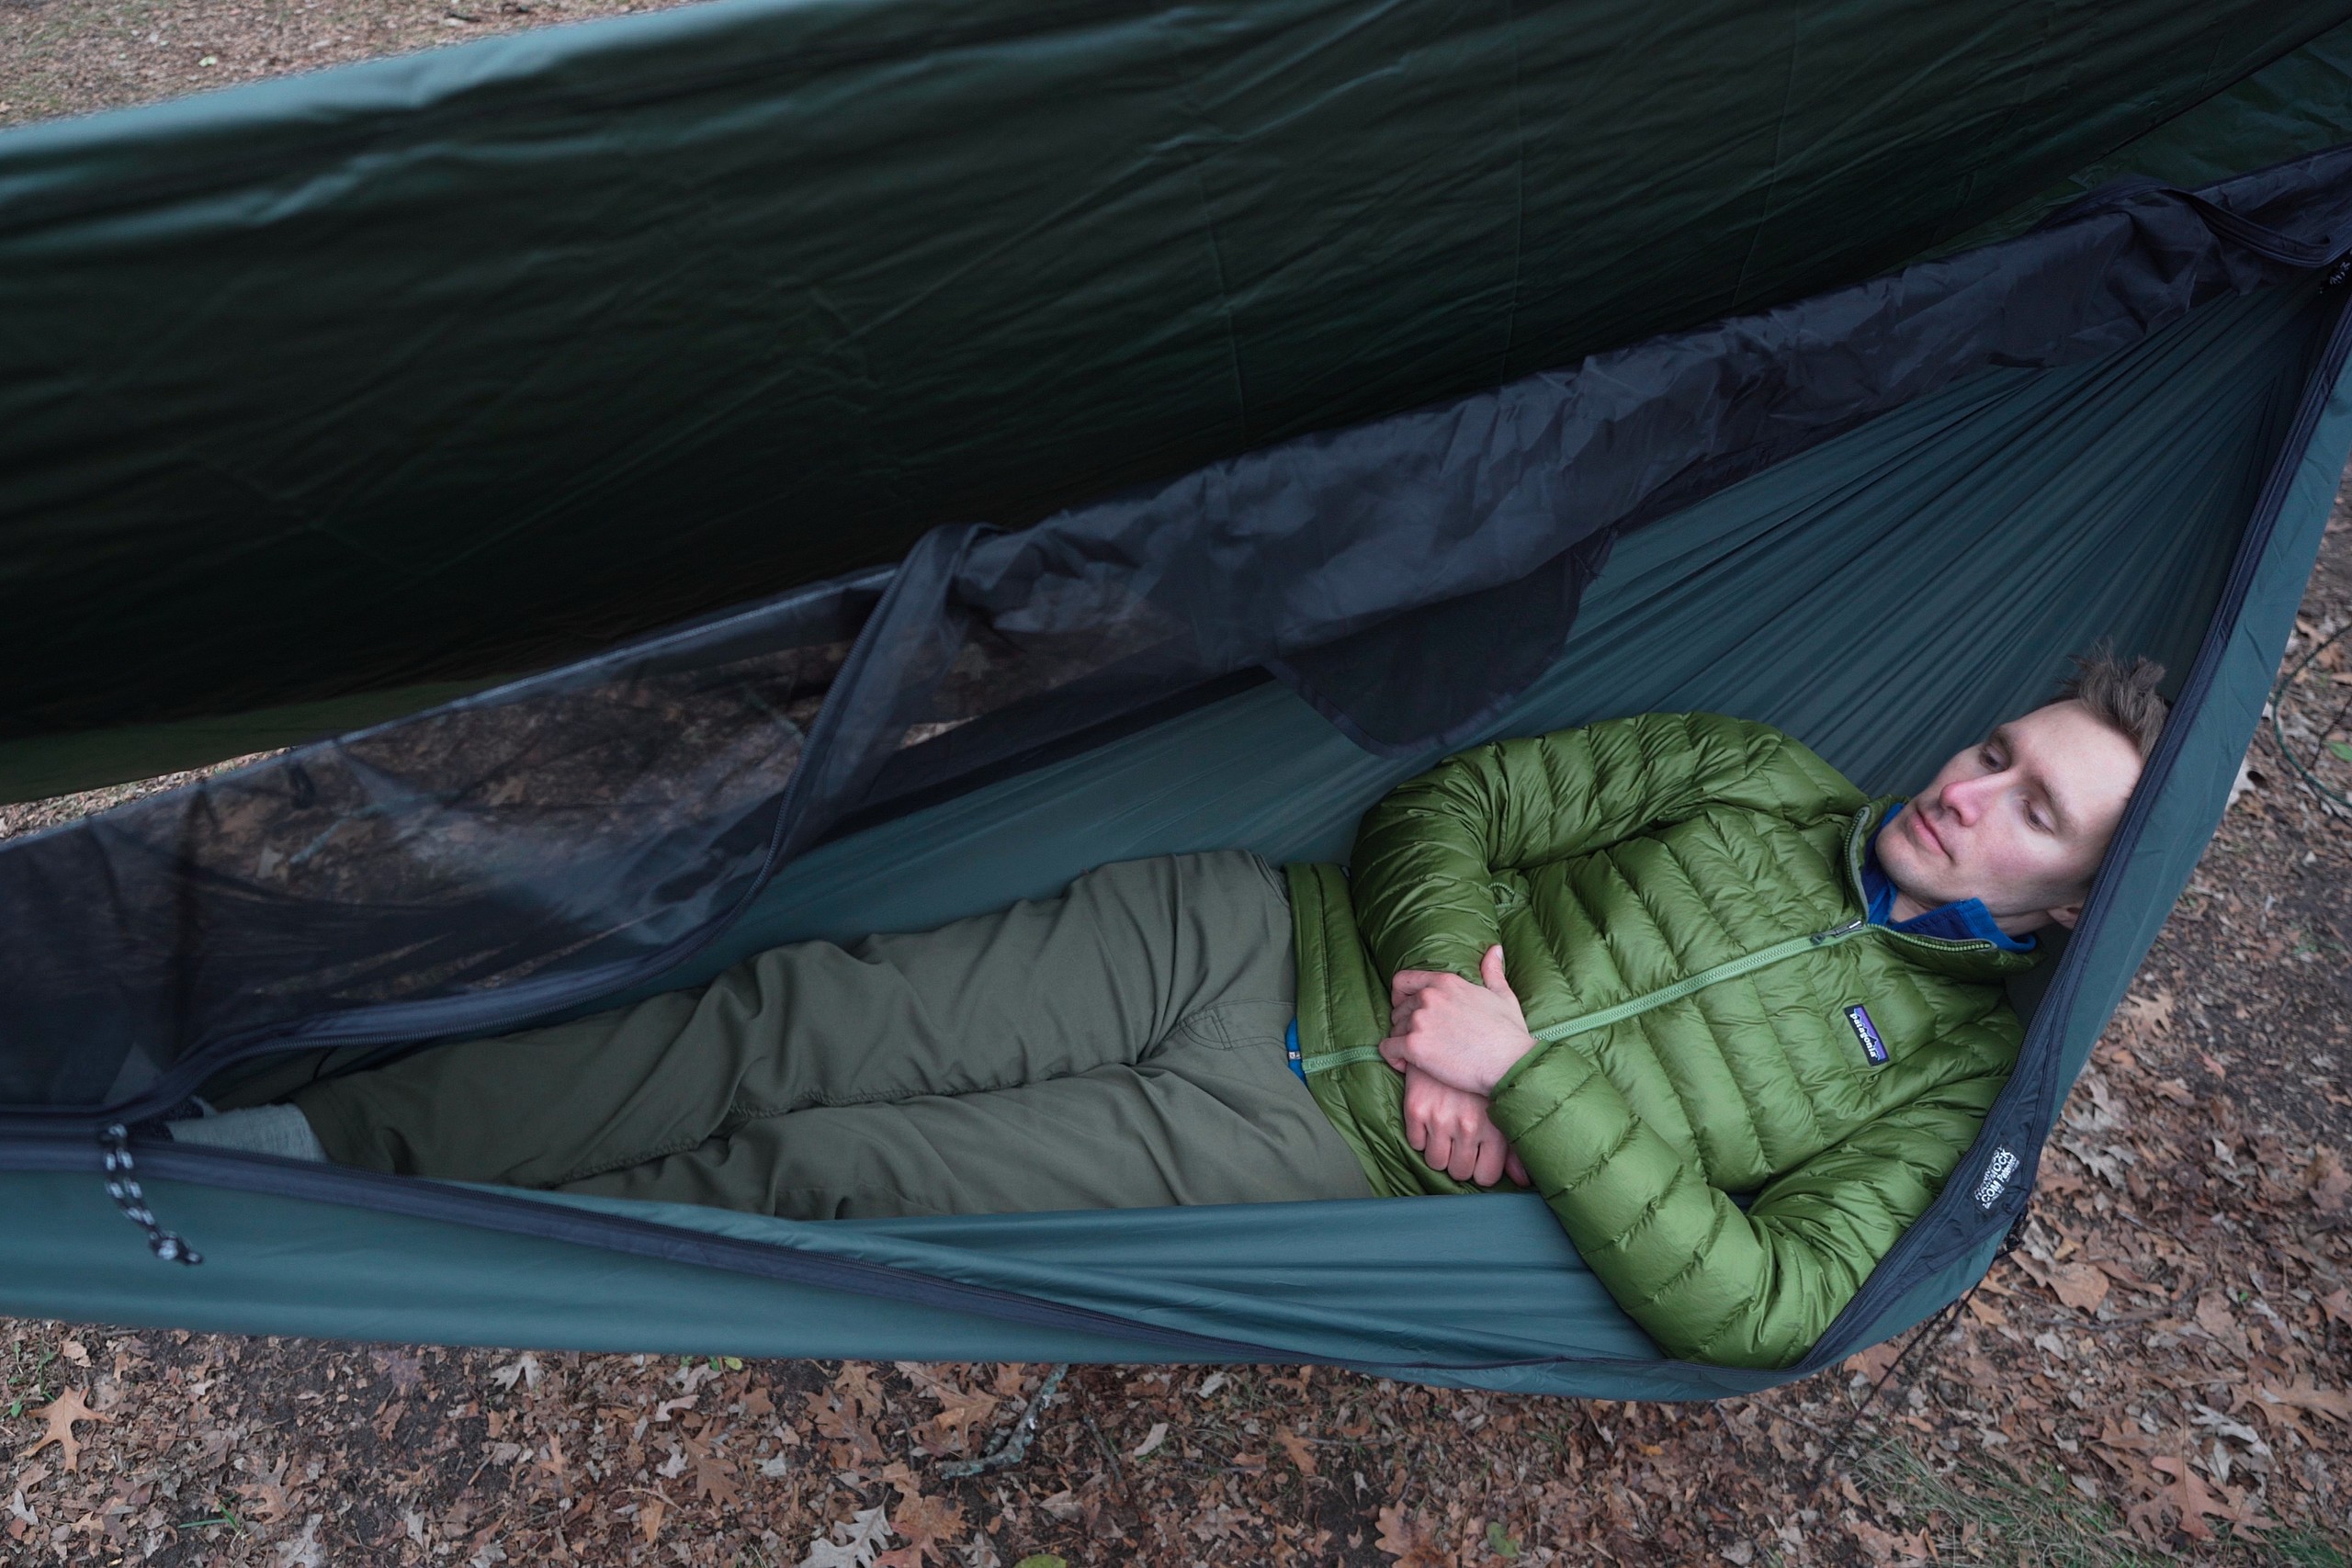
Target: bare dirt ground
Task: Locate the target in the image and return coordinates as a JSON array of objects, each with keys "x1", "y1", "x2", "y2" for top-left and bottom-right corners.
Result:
[{"x1": 5, "y1": 11, "x2": 2352, "y2": 1565}]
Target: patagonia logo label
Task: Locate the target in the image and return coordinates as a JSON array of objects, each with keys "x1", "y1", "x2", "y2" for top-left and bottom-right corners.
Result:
[
  {"x1": 1843, "y1": 1004, "x2": 1888, "y2": 1066},
  {"x1": 1973, "y1": 1147, "x2": 2020, "y2": 1210}
]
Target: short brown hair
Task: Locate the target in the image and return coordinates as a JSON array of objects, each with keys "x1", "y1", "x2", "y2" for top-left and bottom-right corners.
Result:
[{"x1": 2056, "y1": 645, "x2": 2169, "y2": 761}]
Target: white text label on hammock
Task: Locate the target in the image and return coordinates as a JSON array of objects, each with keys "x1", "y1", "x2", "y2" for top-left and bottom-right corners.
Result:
[{"x1": 1973, "y1": 1146, "x2": 2020, "y2": 1210}]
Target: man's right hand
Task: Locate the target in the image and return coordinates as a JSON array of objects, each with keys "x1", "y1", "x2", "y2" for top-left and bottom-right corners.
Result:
[{"x1": 1399, "y1": 1067, "x2": 1530, "y2": 1189}]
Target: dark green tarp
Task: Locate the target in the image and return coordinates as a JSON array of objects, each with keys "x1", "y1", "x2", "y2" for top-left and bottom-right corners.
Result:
[
  {"x1": 5, "y1": 0, "x2": 2352, "y2": 798},
  {"x1": 4, "y1": 0, "x2": 2352, "y2": 1396}
]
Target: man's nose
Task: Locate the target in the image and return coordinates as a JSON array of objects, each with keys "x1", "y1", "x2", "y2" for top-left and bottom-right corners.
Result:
[{"x1": 1941, "y1": 772, "x2": 1996, "y2": 824}]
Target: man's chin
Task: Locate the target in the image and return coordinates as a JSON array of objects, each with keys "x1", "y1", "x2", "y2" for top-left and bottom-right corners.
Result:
[
  {"x1": 1876, "y1": 851, "x2": 1960, "y2": 912},
  {"x1": 1876, "y1": 843, "x2": 1926, "y2": 890}
]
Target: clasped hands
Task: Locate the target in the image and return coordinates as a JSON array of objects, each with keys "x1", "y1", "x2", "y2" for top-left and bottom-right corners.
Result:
[{"x1": 1381, "y1": 944, "x2": 1538, "y2": 1190}]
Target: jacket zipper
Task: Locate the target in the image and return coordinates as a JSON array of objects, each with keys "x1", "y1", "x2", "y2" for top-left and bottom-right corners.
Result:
[
  {"x1": 1306, "y1": 804, "x2": 1992, "y2": 1075},
  {"x1": 1526, "y1": 914, "x2": 1871, "y2": 1044}
]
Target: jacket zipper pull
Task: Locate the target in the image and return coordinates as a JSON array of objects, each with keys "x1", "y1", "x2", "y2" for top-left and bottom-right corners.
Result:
[
  {"x1": 99, "y1": 1123, "x2": 203, "y2": 1267},
  {"x1": 1810, "y1": 917, "x2": 1868, "y2": 945}
]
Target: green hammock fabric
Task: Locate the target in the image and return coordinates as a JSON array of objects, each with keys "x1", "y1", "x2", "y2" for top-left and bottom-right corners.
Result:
[{"x1": 6, "y1": 276, "x2": 2346, "y2": 1395}]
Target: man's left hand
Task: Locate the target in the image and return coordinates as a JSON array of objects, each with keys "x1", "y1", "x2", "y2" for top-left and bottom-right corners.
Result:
[
  {"x1": 1400, "y1": 1068, "x2": 1530, "y2": 1187},
  {"x1": 1378, "y1": 944, "x2": 1539, "y2": 1099}
]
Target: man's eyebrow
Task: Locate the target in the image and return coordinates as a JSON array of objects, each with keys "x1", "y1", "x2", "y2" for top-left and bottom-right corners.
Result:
[{"x1": 1990, "y1": 722, "x2": 2079, "y2": 834}]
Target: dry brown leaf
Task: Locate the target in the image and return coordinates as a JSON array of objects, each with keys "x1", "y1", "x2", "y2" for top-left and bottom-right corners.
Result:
[
  {"x1": 2046, "y1": 1261, "x2": 2110, "y2": 1314},
  {"x1": 1844, "y1": 1517, "x2": 1904, "y2": 1562},
  {"x1": 57, "y1": 1341, "x2": 89, "y2": 1368},
  {"x1": 2304, "y1": 1149, "x2": 2350, "y2": 1213},
  {"x1": 895, "y1": 1365, "x2": 1000, "y2": 1456},
  {"x1": 815, "y1": 1388, "x2": 885, "y2": 1465},
  {"x1": 1274, "y1": 1428, "x2": 1318, "y2": 1477},
  {"x1": 1844, "y1": 1341, "x2": 1904, "y2": 1381},
  {"x1": 2120, "y1": 989, "x2": 2175, "y2": 1035},
  {"x1": 743, "y1": 1386, "x2": 775, "y2": 1419},
  {"x1": 2319, "y1": 1288, "x2": 2352, "y2": 1328},
  {"x1": 371, "y1": 1349, "x2": 425, "y2": 1394},
  {"x1": 2255, "y1": 1382, "x2": 2352, "y2": 1424},
  {"x1": 2092, "y1": 1417, "x2": 2158, "y2": 1471},
  {"x1": 2150, "y1": 1455, "x2": 2252, "y2": 1541},
  {"x1": 875, "y1": 1463, "x2": 966, "y2": 1568},
  {"x1": 682, "y1": 1436, "x2": 739, "y2": 1507},
  {"x1": 636, "y1": 1492, "x2": 667, "y2": 1545},
  {"x1": 19, "y1": 1389, "x2": 107, "y2": 1472},
  {"x1": 2122, "y1": 1495, "x2": 2171, "y2": 1546},
  {"x1": 1374, "y1": 1504, "x2": 1447, "y2": 1568},
  {"x1": 234, "y1": 1456, "x2": 292, "y2": 1523}
]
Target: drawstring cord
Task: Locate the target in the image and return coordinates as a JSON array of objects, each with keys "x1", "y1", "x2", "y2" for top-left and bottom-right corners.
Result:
[{"x1": 99, "y1": 1122, "x2": 203, "y2": 1266}]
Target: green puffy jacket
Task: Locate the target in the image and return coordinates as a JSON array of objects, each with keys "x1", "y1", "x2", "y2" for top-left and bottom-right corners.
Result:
[{"x1": 1286, "y1": 712, "x2": 2040, "y2": 1369}]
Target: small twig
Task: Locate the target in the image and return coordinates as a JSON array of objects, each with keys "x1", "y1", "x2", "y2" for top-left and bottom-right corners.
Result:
[
  {"x1": 2084, "y1": 1306, "x2": 2185, "y2": 1330},
  {"x1": 1826, "y1": 1291, "x2": 1969, "y2": 1459},
  {"x1": 936, "y1": 1364, "x2": 1068, "y2": 1479},
  {"x1": 1081, "y1": 1412, "x2": 1124, "y2": 1488}
]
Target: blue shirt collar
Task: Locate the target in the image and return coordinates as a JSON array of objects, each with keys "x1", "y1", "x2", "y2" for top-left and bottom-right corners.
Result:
[{"x1": 1863, "y1": 805, "x2": 2037, "y2": 953}]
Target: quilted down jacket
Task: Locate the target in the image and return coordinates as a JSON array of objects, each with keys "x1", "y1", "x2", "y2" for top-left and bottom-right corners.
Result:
[{"x1": 1286, "y1": 712, "x2": 2041, "y2": 1369}]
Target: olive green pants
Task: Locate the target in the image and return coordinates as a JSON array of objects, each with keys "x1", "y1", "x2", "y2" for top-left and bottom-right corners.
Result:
[{"x1": 294, "y1": 852, "x2": 1376, "y2": 1219}]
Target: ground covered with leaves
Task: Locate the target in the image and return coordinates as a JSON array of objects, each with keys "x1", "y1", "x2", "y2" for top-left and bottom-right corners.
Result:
[{"x1": 0, "y1": 0, "x2": 689, "y2": 130}]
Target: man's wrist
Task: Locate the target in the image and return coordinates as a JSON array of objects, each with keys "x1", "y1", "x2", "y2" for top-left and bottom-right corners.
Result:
[{"x1": 1485, "y1": 1032, "x2": 1548, "y2": 1102}]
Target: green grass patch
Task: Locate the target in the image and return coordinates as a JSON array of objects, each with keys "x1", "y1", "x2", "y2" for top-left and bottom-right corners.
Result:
[{"x1": 1836, "y1": 1436, "x2": 2351, "y2": 1567}]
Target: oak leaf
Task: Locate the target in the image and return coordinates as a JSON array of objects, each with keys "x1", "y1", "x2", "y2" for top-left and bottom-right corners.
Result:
[
  {"x1": 1275, "y1": 1427, "x2": 1318, "y2": 1477},
  {"x1": 1374, "y1": 1504, "x2": 1447, "y2": 1568},
  {"x1": 371, "y1": 1349, "x2": 425, "y2": 1394},
  {"x1": 2254, "y1": 1382, "x2": 2352, "y2": 1425},
  {"x1": 490, "y1": 1353, "x2": 541, "y2": 1392},
  {"x1": 875, "y1": 1462, "x2": 967, "y2": 1568},
  {"x1": 2193, "y1": 1292, "x2": 2240, "y2": 1341},
  {"x1": 2120, "y1": 989, "x2": 2174, "y2": 1035},
  {"x1": 537, "y1": 1433, "x2": 571, "y2": 1496},
  {"x1": 20, "y1": 1389, "x2": 107, "y2": 1472},
  {"x1": 1844, "y1": 1341, "x2": 1903, "y2": 1381},
  {"x1": 683, "y1": 1436, "x2": 740, "y2": 1507},
  {"x1": 817, "y1": 1367, "x2": 887, "y2": 1463},
  {"x1": 235, "y1": 1456, "x2": 294, "y2": 1524},
  {"x1": 1842, "y1": 1517, "x2": 1907, "y2": 1562},
  {"x1": 2304, "y1": 1149, "x2": 2350, "y2": 1213},
  {"x1": 835, "y1": 1364, "x2": 887, "y2": 1420},
  {"x1": 799, "y1": 1506, "x2": 893, "y2": 1568},
  {"x1": 894, "y1": 1366, "x2": 999, "y2": 1456},
  {"x1": 2149, "y1": 1456, "x2": 2230, "y2": 1541},
  {"x1": 2045, "y1": 1261, "x2": 2110, "y2": 1314}
]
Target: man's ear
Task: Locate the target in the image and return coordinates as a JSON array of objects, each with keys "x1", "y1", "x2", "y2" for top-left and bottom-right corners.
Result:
[{"x1": 2047, "y1": 900, "x2": 2085, "y2": 931}]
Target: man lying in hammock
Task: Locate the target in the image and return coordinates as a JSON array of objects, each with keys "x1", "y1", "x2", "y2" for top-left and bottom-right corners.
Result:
[{"x1": 173, "y1": 649, "x2": 2165, "y2": 1368}]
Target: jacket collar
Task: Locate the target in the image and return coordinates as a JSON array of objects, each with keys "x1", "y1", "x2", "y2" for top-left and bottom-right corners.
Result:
[{"x1": 1843, "y1": 799, "x2": 2044, "y2": 983}]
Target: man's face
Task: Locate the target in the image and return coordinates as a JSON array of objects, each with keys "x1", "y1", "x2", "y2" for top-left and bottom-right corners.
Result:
[{"x1": 1878, "y1": 700, "x2": 2144, "y2": 933}]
